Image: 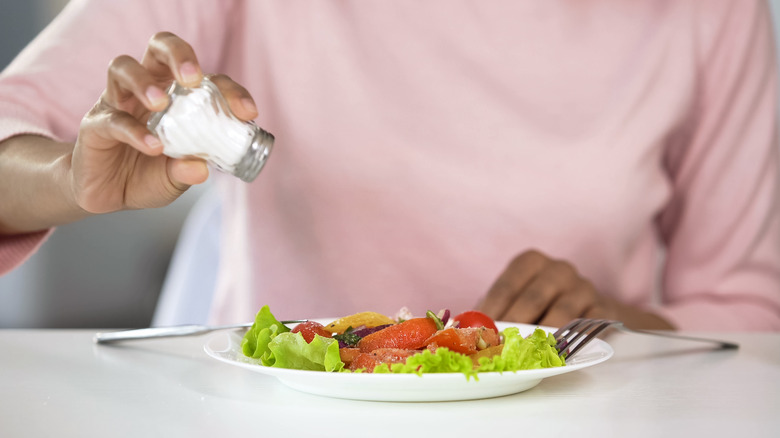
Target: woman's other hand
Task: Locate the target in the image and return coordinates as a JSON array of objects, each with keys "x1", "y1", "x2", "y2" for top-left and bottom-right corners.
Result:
[{"x1": 477, "y1": 249, "x2": 674, "y2": 330}]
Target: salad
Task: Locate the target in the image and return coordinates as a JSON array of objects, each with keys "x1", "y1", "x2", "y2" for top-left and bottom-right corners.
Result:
[{"x1": 240, "y1": 305, "x2": 564, "y2": 378}]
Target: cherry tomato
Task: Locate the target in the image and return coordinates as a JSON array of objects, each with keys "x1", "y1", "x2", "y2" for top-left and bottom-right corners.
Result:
[
  {"x1": 452, "y1": 310, "x2": 499, "y2": 333},
  {"x1": 291, "y1": 321, "x2": 332, "y2": 343}
]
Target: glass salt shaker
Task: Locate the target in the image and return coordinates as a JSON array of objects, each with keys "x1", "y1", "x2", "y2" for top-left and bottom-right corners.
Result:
[{"x1": 146, "y1": 77, "x2": 274, "y2": 182}]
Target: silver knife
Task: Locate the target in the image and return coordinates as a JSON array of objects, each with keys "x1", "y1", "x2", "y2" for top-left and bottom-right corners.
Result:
[{"x1": 93, "y1": 320, "x2": 307, "y2": 344}]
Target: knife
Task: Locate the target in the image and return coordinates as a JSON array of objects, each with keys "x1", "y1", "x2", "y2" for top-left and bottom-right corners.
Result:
[{"x1": 93, "y1": 320, "x2": 307, "y2": 344}]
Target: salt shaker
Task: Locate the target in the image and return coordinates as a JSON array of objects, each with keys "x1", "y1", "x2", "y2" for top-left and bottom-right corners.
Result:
[{"x1": 146, "y1": 77, "x2": 274, "y2": 182}]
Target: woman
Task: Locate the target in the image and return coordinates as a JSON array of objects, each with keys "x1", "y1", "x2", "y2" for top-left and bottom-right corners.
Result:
[{"x1": 1, "y1": 0, "x2": 778, "y2": 330}]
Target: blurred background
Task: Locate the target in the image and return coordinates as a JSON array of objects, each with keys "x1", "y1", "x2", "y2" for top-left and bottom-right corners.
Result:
[{"x1": 1, "y1": 1, "x2": 780, "y2": 328}]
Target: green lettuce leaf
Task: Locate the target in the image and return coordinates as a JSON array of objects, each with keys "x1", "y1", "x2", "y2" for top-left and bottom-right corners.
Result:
[
  {"x1": 476, "y1": 327, "x2": 565, "y2": 372},
  {"x1": 268, "y1": 332, "x2": 344, "y2": 372},
  {"x1": 241, "y1": 305, "x2": 291, "y2": 365},
  {"x1": 241, "y1": 305, "x2": 344, "y2": 371},
  {"x1": 373, "y1": 348, "x2": 477, "y2": 377}
]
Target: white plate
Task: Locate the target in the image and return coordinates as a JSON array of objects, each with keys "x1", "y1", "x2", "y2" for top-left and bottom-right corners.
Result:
[{"x1": 204, "y1": 321, "x2": 613, "y2": 402}]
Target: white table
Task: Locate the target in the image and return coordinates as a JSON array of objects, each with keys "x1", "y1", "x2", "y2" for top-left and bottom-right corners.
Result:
[{"x1": 0, "y1": 329, "x2": 777, "y2": 437}]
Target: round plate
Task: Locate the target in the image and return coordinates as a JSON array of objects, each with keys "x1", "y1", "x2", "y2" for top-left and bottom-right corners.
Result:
[{"x1": 204, "y1": 321, "x2": 613, "y2": 402}]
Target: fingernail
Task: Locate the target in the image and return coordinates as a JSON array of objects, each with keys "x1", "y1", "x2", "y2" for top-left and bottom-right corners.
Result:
[
  {"x1": 179, "y1": 62, "x2": 201, "y2": 85},
  {"x1": 241, "y1": 98, "x2": 257, "y2": 115},
  {"x1": 145, "y1": 86, "x2": 167, "y2": 107},
  {"x1": 145, "y1": 134, "x2": 163, "y2": 149}
]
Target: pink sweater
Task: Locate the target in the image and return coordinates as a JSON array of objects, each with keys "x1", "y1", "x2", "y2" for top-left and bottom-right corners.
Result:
[{"x1": 1, "y1": 0, "x2": 779, "y2": 330}]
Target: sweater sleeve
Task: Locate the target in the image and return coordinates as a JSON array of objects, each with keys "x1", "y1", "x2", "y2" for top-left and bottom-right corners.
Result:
[
  {"x1": 0, "y1": 0, "x2": 234, "y2": 275},
  {"x1": 657, "y1": 0, "x2": 780, "y2": 331}
]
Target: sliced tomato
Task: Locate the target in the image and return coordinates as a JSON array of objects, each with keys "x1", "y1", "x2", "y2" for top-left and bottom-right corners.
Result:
[
  {"x1": 339, "y1": 347, "x2": 361, "y2": 366},
  {"x1": 348, "y1": 348, "x2": 416, "y2": 372},
  {"x1": 423, "y1": 327, "x2": 501, "y2": 355},
  {"x1": 291, "y1": 321, "x2": 332, "y2": 343},
  {"x1": 470, "y1": 344, "x2": 504, "y2": 367},
  {"x1": 423, "y1": 328, "x2": 477, "y2": 354},
  {"x1": 357, "y1": 318, "x2": 438, "y2": 352},
  {"x1": 452, "y1": 310, "x2": 499, "y2": 333}
]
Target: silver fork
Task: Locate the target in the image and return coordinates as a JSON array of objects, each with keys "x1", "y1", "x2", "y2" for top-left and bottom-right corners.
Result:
[{"x1": 553, "y1": 318, "x2": 739, "y2": 360}]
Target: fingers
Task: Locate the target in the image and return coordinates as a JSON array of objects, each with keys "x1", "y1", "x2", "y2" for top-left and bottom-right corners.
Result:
[
  {"x1": 478, "y1": 249, "x2": 604, "y2": 326},
  {"x1": 538, "y1": 281, "x2": 597, "y2": 328},
  {"x1": 208, "y1": 74, "x2": 258, "y2": 121},
  {"x1": 93, "y1": 32, "x2": 258, "y2": 164},
  {"x1": 500, "y1": 256, "x2": 578, "y2": 324},
  {"x1": 96, "y1": 32, "x2": 202, "y2": 155},
  {"x1": 142, "y1": 31, "x2": 202, "y2": 87},
  {"x1": 105, "y1": 32, "x2": 207, "y2": 115},
  {"x1": 109, "y1": 33, "x2": 257, "y2": 126},
  {"x1": 169, "y1": 158, "x2": 210, "y2": 186},
  {"x1": 478, "y1": 250, "x2": 548, "y2": 321},
  {"x1": 81, "y1": 101, "x2": 165, "y2": 156},
  {"x1": 98, "y1": 32, "x2": 209, "y2": 158},
  {"x1": 105, "y1": 55, "x2": 169, "y2": 115}
]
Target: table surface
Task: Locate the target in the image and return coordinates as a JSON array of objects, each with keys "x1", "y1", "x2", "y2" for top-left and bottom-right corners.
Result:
[{"x1": 1, "y1": 328, "x2": 778, "y2": 437}]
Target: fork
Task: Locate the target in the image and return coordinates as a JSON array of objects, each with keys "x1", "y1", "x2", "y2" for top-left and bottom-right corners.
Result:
[{"x1": 553, "y1": 318, "x2": 739, "y2": 360}]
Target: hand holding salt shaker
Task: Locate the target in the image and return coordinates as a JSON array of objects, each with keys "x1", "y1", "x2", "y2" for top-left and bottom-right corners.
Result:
[{"x1": 147, "y1": 77, "x2": 274, "y2": 182}]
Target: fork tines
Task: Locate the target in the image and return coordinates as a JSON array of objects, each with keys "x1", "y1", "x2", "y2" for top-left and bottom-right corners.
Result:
[{"x1": 553, "y1": 318, "x2": 618, "y2": 360}]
